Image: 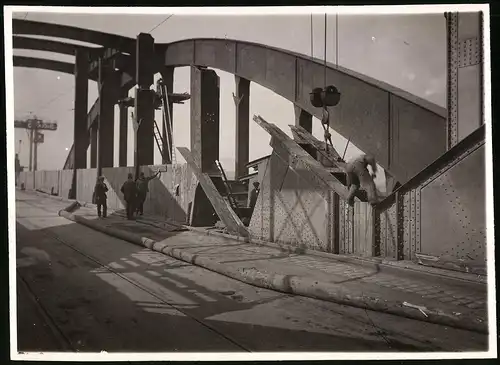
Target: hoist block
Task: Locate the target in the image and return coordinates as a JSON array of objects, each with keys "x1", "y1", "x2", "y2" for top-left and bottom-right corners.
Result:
[{"x1": 310, "y1": 85, "x2": 341, "y2": 108}]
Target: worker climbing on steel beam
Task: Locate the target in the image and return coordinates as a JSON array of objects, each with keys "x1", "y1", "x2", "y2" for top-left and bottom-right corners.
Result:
[{"x1": 344, "y1": 154, "x2": 380, "y2": 207}]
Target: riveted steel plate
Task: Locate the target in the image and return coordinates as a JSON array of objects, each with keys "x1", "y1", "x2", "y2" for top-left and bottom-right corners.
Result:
[
  {"x1": 409, "y1": 188, "x2": 417, "y2": 258},
  {"x1": 402, "y1": 192, "x2": 410, "y2": 259},
  {"x1": 386, "y1": 203, "x2": 398, "y2": 259},
  {"x1": 339, "y1": 200, "x2": 354, "y2": 254},
  {"x1": 339, "y1": 199, "x2": 346, "y2": 252},
  {"x1": 458, "y1": 12, "x2": 482, "y2": 39},
  {"x1": 373, "y1": 207, "x2": 381, "y2": 257},
  {"x1": 458, "y1": 38, "x2": 480, "y2": 68},
  {"x1": 273, "y1": 167, "x2": 327, "y2": 251},
  {"x1": 420, "y1": 144, "x2": 486, "y2": 264},
  {"x1": 447, "y1": 12, "x2": 459, "y2": 149},
  {"x1": 457, "y1": 66, "x2": 482, "y2": 142},
  {"x1": 379, "y1": 209, "x2": 387, "y2": 257},
  {"x1": 261, "y1": 152, "x2": 290, "y2": 242}
]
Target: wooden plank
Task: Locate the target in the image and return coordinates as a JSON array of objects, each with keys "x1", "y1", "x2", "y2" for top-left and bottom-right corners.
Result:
[
  {"x1": 363, "y1": 203, "x2": 375, "y2": 257},
  {"x1": 177, "y1": 147, "x2": 249, "y2": 237},
  {"x1": 395, "y1": 191, "x2": 402, "y2": 260},
  {"x1": 290, "y1": 128, "x2": 309, "y2": 144},
  {"x1": 290, "y1": 125, "x2": 346, "y2": 168},
  {"x1": 354, "y1": 202, "x2": 360, "y2": 255},
  {"x1": 254, "y1": 115, "x2": 350, "y2": 200},
  {"x1": 353, "y1": 202, "x2": 373, "y2": 257},
  {"x1": 339, "y1": 199, "x2": 345, "y2": 254}
]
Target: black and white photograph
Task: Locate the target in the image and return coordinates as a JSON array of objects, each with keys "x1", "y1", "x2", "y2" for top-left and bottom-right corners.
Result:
[{"x1": 5, "y1": 4, "x2": 495, "y2": 361}]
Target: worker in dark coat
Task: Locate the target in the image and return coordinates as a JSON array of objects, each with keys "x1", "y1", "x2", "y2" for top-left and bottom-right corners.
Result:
[
  {"x1": 344, "y1": 154, "x2": 379, "y2": 206},
  {"x1": 135, "y1": 170, "x2": 160, "y2": 216},
  {"x1": 121, "y1": 173, "x2": 138, "y2": 220},
  {"x1": 15, "y1": 153, "x2": 21, "y2": 186},
  {"x1": 93, "y1": 176, "x2": 109, "y2": 218},
  {"x1": 248, "y1": 181, "x2": 260, "y2": 212}
]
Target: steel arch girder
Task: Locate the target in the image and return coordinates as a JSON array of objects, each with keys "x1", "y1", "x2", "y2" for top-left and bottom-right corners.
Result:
[
  {"x1": 13, "y1": 55, "x2": 97, "y2": 80},
  {"x1": 13, "y1": 55, "x2": 135, "y2": 88},
  {"x1": 13, "y1": 36, "x2": 104, "y2": 60},
  {"x1": 12, "y1": 19, "x2": 136, "y2": 55},
  {"x1": 162, "y1": 38, "x2": 448, "y2": 185}
]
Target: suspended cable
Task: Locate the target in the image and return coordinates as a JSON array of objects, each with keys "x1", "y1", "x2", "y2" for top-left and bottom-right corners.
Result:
[
  {"x1": 336, "y1": 10, "x2": 351, "y2": 162},
  {"x1": 37, "y1": 85, "x2": 75, "y2": 112},
  {"x1": 323, "y1": 13, "x2": 327, "y2": 89},
  {"x1": 149, "y1": 14, "x2": 174, "y2": 33},
  {"x1": 336, "y1": 12, "x2": 339, "y2": 69},
  {"x1": 310, "y1": 13, "x2": 314, "y2": 88},
  {"x1": 321, "y1": 13, "x2": 330, "y2": 153},
  {"x1": 310, "y1": 14, "x2": 314, "y2": 60},
  {"x1": 342, "y1": 137, "x2": 350, "y2": 161}
]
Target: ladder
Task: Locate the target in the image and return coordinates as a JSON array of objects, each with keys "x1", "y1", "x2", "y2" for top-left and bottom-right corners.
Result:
[
  {"x1": 153, "y1": 120, "x2": 164, "y2": 161},
  {"x1": 156, "y1": 79, "x2": 176, "y2": 166},
  {"x1": 215, "y1": 160, "x2": 240, "y2": 214}
]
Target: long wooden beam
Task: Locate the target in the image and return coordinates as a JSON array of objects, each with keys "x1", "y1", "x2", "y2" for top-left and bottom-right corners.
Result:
[
  {"x1": 177, "y1": 147, "x2": 249, "y2": 237},
  {"x1": 254, "y1": 115, "x2": 350, "y2": 201}
]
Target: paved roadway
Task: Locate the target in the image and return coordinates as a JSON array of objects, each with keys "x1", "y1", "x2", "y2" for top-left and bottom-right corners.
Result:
[{"x1": 15, "y1": 191, "x2": 488, "y2": 353}]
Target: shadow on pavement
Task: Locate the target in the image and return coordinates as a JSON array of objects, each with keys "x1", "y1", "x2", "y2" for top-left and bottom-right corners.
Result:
[{"x1": 16, "y1": 219, "x2": 484, "y2": 354}]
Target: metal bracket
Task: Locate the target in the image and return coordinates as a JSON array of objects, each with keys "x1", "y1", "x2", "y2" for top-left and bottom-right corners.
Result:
[
  {"x1": 131, "y1": 112, "x2": 142, "y2": 132},
  {"x1": 232, "y1": 92, "x2": 244, "y2": 106},
  {"x1": 458, "y1": 37, "x2": 480, "y2": 68}
]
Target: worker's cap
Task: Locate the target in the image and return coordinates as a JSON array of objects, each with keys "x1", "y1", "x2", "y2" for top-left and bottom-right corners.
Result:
[{"x1": 253, "y1": 181, "x2": 260, "y2": 187}]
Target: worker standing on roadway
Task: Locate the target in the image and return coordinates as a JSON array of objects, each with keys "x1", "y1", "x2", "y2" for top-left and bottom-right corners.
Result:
[
  {"x1": 121, "y1": 173, "x2": 138, "y2": 220},
  {"x1": 93, "y1": 176, "x2": 109, "y2": 218},
  {"x1": 135, "y1": 170, "x2": 161, "y2": 216},
  {"x1": 344, "y1": 154, "x2": 379, "y2": 206},
  {"x1": 249, "y1": 181, "x2": 260, "y2": 213},
  {"x1": 15, "y1": 153, "x2": 21, "y2": 186}
]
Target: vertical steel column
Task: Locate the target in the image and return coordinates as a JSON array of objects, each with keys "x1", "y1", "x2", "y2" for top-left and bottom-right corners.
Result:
[
  {"x1": 294, "y1": 104, "x2": 313, "y2": 133},
  {"x1": 90, "y1": 124, "x2": 97, "y2": 168},
  {"x1": 97, "y1": 59, "x2": 116, "y2": 176},
  {"x1": 134, "y1": 33, "x2": 156, "y2": 176},
  {"x1": 446, "y1": 12, "x2": 459, "y2": 150},
  {"x1": 71, "y1": 49, "x2": 89, "y2": 199},
  {"x1": 118, "y1": 88, "x2": 128, "y2": 167},
  {"x1": 446, "y1": 11, "x2": 483, "y2": 149},
  {"x1": 293, "y1": 104, "x2": 315, "y2": 157},
  {"x1": 234, "y1": 76, "x2": 250, "y2": 179},
  {"x1": 73, "y1": 49, "x2": 89, "y2": 169},
  {"x1": 384, "y1": 170, "x2": 396, "y2": 194},
  {"x1": 161, "y1": 67, "x2": 174, "y2": 165},
  {"x1": 33, "y1": 131, "x2": 38, "y2": 171},
  {"x1": 28, "y1": 128, "x2": 33, "y2": 171},
  {"x1": 190, "y1": 66, "x2": 220, "y2": 174}
]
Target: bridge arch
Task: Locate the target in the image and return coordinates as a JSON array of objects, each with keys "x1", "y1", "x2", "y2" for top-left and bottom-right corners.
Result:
[
  {"x1": 13, "y1": 19, "x2": 136, "y2": 54},
  {"x1": 163, "y1": 38, "x2": 447, "y2": 182},
  {"x1": 13, "y1": 36, "x2": 104, "y2": 59},
  {"x1": 12, "y1": 20, "x2": 448, "y2": 183},
  {"x1": 13, "y1": 55, "x2": 88, "y2": 79}
]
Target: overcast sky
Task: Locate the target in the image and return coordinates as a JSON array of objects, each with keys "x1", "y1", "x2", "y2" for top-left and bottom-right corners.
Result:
[{"x1": 11, "y1": 9, "x2": 446, "y2": 187}]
